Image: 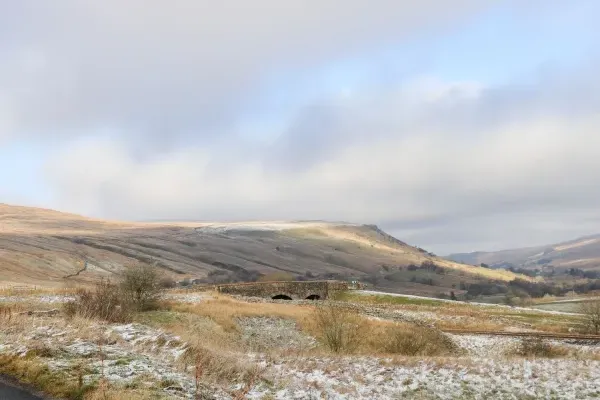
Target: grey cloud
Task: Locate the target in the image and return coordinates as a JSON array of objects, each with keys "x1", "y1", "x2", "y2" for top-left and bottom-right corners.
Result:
[
  {"x1": 4, "y1": 0, "x2": 600, "y2": 254},
  {"x1": 44, "y1": 63, "x2": 600, "y2": 251},
  {"x1": 0, "y1": 0, "x2": 493, "y2": 147}
]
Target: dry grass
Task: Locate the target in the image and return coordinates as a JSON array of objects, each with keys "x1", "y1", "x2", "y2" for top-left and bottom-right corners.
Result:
[
  {"x1": 135, "y1": 309, "x2": 259, "y2": 385},
  {"x1": 64, "y1": 280, "x2": 133, "y2": 323},
  {"x1": 84, "y1": 387, "x2": 158, "y2": 400},
  {"x1": 168, "y1": 295, "x2": 315, "y2": 332},
  {"x1": 1, "y1": 287, "x2": 594, "y2": 400},
  {"x1": 509, "y1": 338, "x2": 570, "y2": 358},
  {"x1": 312, "y1": 304, "x2": 366, "y2": 353},
  {"x1": 381, "y1": 324, "x2": 458, "y2": 356},
  {"x1": 171, "y1": 296, "x2": 458, "y2": 358},
  {"x1": 0, "y1": 355, "x2": 93, "y2": 399}
]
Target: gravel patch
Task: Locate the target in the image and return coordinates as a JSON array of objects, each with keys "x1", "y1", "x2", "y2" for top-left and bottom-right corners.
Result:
[
  {"x1": 448, "y1": 334, "x2": 520, "y2": 357},
  {"x1": 237, "y1": 317, "x2": 317, "y2": 352},
  {"x1": 0, "y1": 295, "x2": 75, "y2": 304},
  {"x1": 162, "y1": 292, "x2": 213, "y2": 304}
]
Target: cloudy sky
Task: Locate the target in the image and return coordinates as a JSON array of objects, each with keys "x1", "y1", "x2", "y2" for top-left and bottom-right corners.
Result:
[{"x1": 1, "y1": 1, "x2": 599, "y2": 254}]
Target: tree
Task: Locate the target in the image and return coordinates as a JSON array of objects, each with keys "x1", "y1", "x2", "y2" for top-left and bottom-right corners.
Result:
[
  {"x1": 120, "y1": 264, "x2": 162, "y2": 311},
  {"x1": 579, "y1": 300, "x2": 600, "y2": 334}
]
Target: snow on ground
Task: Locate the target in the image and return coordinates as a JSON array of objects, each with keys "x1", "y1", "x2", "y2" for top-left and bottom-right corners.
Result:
[
  {"x1": 237, "y1": 317, "x2": 317, "y2": 352},
  {"x1": 162, "y1": 292, "x2": 212, "y2": 303},
  {"x1": 248, "y1": 356, "x2": 600, "y2": 400},
  {"x1": 194, "y1": 221, "x2": 358, "y2": 234},
  {"x1": 448, "y1": 334, "x2": 520, "y2": 357},
  {"x1": 0, "y1": 295, "x2": 75, "y2": 303},
  {"x1": 0, "y1": 322, "x2": 231, "y2": 399}
]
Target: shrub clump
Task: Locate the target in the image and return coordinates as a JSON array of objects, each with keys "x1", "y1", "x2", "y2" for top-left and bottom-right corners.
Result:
[
  {"x1": 512, "y1": 338, "x2": 569, "y2": 358},
  {"x1": 120, "y1": 264, "x2": 163, "y2": 312},
  {"x1": 64, "y1": 265, "x2": 164, "y2": 322},
  {"x1": 313, "y1": 304, "x2": 366, "y2": 353},
  {"x1": 383, "y1": 324, "x2": 457, "y2": 356}
]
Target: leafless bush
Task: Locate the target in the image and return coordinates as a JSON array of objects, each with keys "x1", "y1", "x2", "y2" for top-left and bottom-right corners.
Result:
[
  {"x1": 159, "y1": 276, "x2": 177, "y2": 289},
  {"x1": 64, "y1": 264, "x2": 163, "y2": 321},
  {"x1": 383, "y1": 324, "x2": 457, "y2": 356},
  {"x1": 579, "y1": 300, "x2": 600, "y2": 334},
  {"x1": 63, "y1": 279, "x2": 132, "y2": 322},
  {"x1": 512, "y1": 338, "x2": 568, "y2": 358},
  {"x1": 313, "y1": 303, "x2": 365, "y2": 353}
]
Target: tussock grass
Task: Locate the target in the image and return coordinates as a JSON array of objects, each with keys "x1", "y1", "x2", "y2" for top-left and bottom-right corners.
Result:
[
  {"x1": 509, "y1": 338, "x2": 570, "y2": 359},
  {"x1": 381, "y1": 324, "x2": 458, "y2": 356},
  {"x1": 312, "y1": 304, "x2": 366, "y2": 353},
  {"x1": 334, "y1": 291, "x2": 445, "y2": 307},
  {"x1": 135, "y1": 309, "x2": 263, "y2": 386},
  {"x1": 311, "y1": 303, "x2": 457, "y2": 356}
]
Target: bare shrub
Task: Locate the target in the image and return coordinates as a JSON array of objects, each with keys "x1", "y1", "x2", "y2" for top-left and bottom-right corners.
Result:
[
  {"x1": 579, "y1": 300, "x2": 600, "y2": 334},
  {"x1": 383, "y1": 324, "x2": 457, "y2": 356},
  {"x1": 63, "y1": 279, "x2": 132, "y2": 322},
  {"x1": 64, "y1": 265, "x2": 163, "y2": 321},
  {"x1": 159, "y1": 276, "x2": 177, "y2": 289},
  {"x1": 313, "y1": 303, "x2": 366, "y2": 353},
  {"x1": 512, "y1": 338, "x2": 569, "y2": 358},
  {"x1": 120, "y1": 264, "x2": 162, "y2": 311}
]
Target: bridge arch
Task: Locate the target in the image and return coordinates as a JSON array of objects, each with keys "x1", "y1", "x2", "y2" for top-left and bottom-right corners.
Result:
[
  {"x1": 305, "y1": 294, "x2": 321, "y2": 300},
  {"x1": 272, "y1": 294, "x2": 293, "y2": 300}
]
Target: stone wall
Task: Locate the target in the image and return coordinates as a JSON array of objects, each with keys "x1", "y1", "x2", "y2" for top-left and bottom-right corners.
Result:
[{"x1": 216, "y1": 280, "x2": 354, "y2": 300}]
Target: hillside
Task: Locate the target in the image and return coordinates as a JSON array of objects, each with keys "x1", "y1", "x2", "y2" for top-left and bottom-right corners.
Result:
[
  {"x1": 0, "y1": 204, "x2": 527, "y2": 293},
  {"x1": 446, "y1": 234, "x2": 600, "y2": 271}
]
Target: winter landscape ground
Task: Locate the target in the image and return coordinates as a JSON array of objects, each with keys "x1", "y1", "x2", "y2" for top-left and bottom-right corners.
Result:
[{"x1": 1, "y1": 286, "x2": 599, "y2": 400}]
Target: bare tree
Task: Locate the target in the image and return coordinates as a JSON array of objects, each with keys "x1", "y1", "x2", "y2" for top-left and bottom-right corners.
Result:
[{"x1": 579, "y1": 300, "x2": 600, "y2": 334}]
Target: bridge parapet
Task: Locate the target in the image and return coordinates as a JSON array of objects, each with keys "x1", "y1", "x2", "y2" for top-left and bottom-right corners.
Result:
[{"x1": 215, "y1": 280, "x2": 359, "y2": 300}]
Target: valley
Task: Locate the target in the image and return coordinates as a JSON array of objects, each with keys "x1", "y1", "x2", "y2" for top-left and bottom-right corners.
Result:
[{"x1": 0, "y1": 204, "x2": 523, "y2": 299}]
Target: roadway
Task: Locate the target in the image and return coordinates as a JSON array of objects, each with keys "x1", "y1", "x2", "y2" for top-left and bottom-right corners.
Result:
[{"x1": 0, "y1": 378, "x2": 44, "y2": 400}]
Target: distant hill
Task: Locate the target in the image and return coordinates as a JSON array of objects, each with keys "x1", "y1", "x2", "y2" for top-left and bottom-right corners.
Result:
[
  {"x1": 0, "y1": 204, "x2": 528, "y2": 294},
  {"x1": 446, "y1": 234, "x2": 600, "y2": 271}
]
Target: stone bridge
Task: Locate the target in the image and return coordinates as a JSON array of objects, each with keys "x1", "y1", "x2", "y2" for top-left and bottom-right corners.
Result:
[{"x1": 215, "y1": 280, "x2": 361, "y2": 300}]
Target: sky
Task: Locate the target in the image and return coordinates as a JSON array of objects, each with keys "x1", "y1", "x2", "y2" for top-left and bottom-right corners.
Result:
[{"x1": 1, "y1": 0, "x2": 600, "y2": 255}]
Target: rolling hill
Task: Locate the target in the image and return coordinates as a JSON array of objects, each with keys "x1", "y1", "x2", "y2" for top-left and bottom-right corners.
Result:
[
  {"x1": 0, "y1": 203, "x2": 528, "y2": 294},
  {"x1": 446, "y1": 234, "x2": 600, "y2": 271}
]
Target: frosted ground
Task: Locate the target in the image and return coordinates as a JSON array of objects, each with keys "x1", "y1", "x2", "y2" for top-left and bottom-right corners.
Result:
[{"x1": 1, "y1": 291, "x2": 599, "y2": 399}]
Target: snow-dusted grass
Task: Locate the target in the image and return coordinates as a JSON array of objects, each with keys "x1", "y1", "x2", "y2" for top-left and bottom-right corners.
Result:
[
  {"x1": 356, "y1": 290, "x2": 583, "y2": 316},
  {"x1": 0, "y1": 294, "x2": 75, "y2": 304},
  {"x1": 1, "y1": 292, "x2": 599, "y2": 399},
  {"x1": 249, "y1": 355, "x2": 600, "y2": 400}
]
